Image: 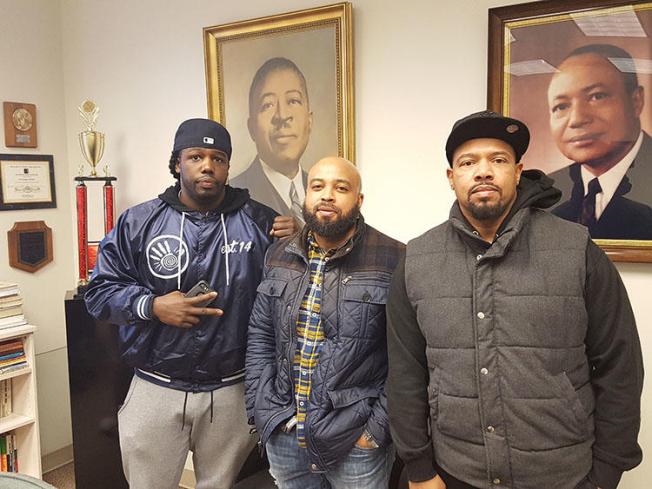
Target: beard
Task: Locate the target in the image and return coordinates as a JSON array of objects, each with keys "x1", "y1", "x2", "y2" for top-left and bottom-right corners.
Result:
[
  {"x1": 468, "y1": 200, "x2": 508, "y2": 221},
  {"x1": 466, "y1": 184, "x2": 507, "y2": 221},
  {"x1": 303, "y1": 202, "x2": 360, "y2": 238}
]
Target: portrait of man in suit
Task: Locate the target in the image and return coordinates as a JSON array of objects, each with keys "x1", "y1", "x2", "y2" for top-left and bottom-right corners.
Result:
[
  {"x1": 230, "y1": 57, "x2": 313, "y2": 222},
  {"x1": 546, "y1": 44, "x2": 652, "y2": 240}
]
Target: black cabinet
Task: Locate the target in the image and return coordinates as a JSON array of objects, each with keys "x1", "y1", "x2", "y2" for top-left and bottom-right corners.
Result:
[{"x1": 64, "y1": 290, "x2": 131, "y2": 489}]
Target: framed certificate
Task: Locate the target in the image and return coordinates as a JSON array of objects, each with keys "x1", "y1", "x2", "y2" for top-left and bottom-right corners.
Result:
[{"x1": 0, "y1": 154, "x2": 56, "y2": 210}]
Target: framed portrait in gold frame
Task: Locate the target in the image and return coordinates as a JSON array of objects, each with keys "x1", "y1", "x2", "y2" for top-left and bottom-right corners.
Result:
[
  {"x1": 488, "y1": 0, "x2": 652, "y2": 262},
  {"x1": 203, "y1": 3, "x2": 354, "y2": 217}
]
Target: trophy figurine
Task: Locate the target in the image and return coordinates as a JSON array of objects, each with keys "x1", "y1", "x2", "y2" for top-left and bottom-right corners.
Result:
[
  {"x1": 74, "y1": 100, "x2": 116, "y2": 293},
  {"x1": 78, "y1": 100, "x2": 105, "y2": 177}
]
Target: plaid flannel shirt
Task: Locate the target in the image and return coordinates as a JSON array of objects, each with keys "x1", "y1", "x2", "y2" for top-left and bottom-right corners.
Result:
[{"x1": 292, "y1": 232, "x2": 334, "y2": 447}]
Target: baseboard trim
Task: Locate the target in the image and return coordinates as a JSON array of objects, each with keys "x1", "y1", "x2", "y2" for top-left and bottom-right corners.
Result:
[
  {"x1": 179, "y1": 468, "x2": 196, "y2": 488},
  {"x1": 42, "y1": 444, "x2": 74, "y2": 473}
]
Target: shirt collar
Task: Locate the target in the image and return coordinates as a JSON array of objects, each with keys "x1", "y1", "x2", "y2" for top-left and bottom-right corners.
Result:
[
  {"x1": 306, "y1": 230, "x2": 355, "y2": 258},
  {"x1": 259, "y1": 157, "x2": 305, "y2": 208},
  {"x1": 580, "y1": 131, "x2": 643, "y2": 218}
]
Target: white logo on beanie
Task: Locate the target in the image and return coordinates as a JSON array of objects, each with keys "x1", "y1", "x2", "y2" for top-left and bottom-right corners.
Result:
[{"x1": 203, "y1": 137, "x2": 214, "y2": 144}]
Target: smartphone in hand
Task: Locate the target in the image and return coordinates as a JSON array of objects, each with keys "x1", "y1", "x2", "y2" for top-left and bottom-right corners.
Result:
[{"x1": 185, "y1": 280, "x2": 217, "y2": 307}]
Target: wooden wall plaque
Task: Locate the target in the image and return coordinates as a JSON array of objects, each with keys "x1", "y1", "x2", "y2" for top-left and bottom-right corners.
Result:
[
  {"x1": 8, "y1": 221, "x2": 53, "y2": 273},
  {"x1": 3, "y1": 102, "x2": 37, "y2": 148}
]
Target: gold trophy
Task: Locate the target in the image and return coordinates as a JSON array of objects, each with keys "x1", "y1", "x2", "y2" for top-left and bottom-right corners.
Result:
[
  {"x1": 78, "y1": 100, "x2": 105, "y2": 176},
  {"x1": 74, "y1": 99, "x2": 116, "y2": 291}
]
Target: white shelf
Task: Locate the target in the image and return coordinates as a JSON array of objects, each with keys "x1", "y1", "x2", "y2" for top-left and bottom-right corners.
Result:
[
  {"x1": 0, "y1": 325, "x2": 36, "y2": 342},
  {"x1": 0, "y1": 367, "x2": 31, "y2": 383},
  {"x1": 0, "y1": 413, "x2": 34, "y2": 433},
  {"x1": 0, "y1": 325, "x2": 40, "y2": 478}
]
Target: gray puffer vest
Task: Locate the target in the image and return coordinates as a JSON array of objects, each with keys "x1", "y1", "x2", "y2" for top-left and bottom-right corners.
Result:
[{"x1": 406, "y1": 206, "x2": 593, "y2": 489}]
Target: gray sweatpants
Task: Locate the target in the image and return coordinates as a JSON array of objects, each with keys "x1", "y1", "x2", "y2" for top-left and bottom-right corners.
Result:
[{"x1": 118, "y1": 375, "x2": 257, "y2": 489}]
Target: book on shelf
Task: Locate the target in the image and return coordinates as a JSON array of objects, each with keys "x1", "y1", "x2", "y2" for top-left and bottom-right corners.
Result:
[
  {"x1": 0, "y1": 284, "x2": 18, "y2": 300},
  {"x1": 0, "y1": 282, "x2": 27, "y2": 329},
  {"x1": 0, "y1": 338, "x2": 26, "y2": 375},
  {"x1": 0, "y1": 356, "x2": 26, "y2": 369},
  {"x1": 0, "y1": 297, "x2": 22, "y2": 308},
  {"x1": 0, "y1": 363, "x2": 28, "y2": 375},
  {"x1": 0, "y1": 380, "x2": 11, "y2": 418},
  {"x1": 0, "y1": 436, "x2": 6, "y2": 472},
  {"x1": 0, "y1": 316, "x2": 27, "y2": 330},
  {"x1": 0, "y1": 307, "x2": 23, "y2": 320},
  {"x1": 0, "y1": 433, "x2": 17, "y2": 472},
  {"x1": 0, "y1": 341, "x2": 22, "y2": 353}
]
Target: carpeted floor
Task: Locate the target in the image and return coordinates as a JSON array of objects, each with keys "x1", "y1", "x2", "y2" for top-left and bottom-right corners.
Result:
[
  {"x1": 40, "y1": 462, "x2": 274, "y2": 489},
  {"x1": 42, "y1": 463, "x2": 75, "y2": 489}
]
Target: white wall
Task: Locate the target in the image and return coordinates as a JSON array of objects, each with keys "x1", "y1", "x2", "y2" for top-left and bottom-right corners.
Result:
[
  {"x1": 2, "y1": 0, "x2": 651, "y2": 486},
  {"x1": 0, "y1": 0, "x2": 74, "y2": 457}
]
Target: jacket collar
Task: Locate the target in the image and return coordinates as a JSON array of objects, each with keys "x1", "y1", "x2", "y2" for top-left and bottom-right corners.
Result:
[
  {"x1": 449, "y1": 202, "x2": 531, "y2": 259},
  {"x1": 285, "y1": 215, "x2": 367, "y2": 262},
  {"x1": 158, "y1": 183, "x2": 251, "y2": 216}
]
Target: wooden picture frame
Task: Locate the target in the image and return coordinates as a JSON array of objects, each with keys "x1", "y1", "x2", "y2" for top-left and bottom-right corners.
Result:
[
  {"x1": 488, "y1": 0, "x2": 652, "y2": 262},
  {"x1": 0, "y1": 154, "x2": 56, "y2": 210},
  {"x1": 203, "y1": 3, "x2": 354, "y2": 216}
]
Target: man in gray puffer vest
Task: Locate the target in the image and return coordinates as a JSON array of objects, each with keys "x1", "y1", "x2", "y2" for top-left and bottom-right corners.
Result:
[{"x1": 386, "y1": 111, "x2": 643, "y2": 489}]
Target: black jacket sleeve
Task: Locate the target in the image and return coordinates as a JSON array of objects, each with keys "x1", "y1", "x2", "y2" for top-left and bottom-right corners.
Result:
[
  {"x1": 386, "y1": 256, "x2": 436, "y2": 482},
  {"x1": 584, "y1": 240, "x2": 643, "y2": 489}
]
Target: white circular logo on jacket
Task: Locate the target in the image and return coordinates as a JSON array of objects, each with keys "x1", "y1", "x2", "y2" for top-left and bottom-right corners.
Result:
[{"x1": 146, "y1": 235, "x2": 189, "y2": 279}]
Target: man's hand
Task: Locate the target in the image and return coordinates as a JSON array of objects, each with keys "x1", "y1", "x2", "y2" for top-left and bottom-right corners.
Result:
[
  {"x1": 270, "y1": 216, "x2": 300, "y2": 238},
  {"x1": 152, "y1": 290, "x2": 223, "y2": 328},
  {"x1": 354, "y1": 433, "x2": 377, "y2": 450},
  {"x1": 409, "y1": 475, "x2": 447, "y2": 489}
]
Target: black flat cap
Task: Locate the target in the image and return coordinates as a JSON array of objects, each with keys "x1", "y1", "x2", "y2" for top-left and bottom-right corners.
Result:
[
  {"x1": 445, "y1": 111, "x2": 530, "y2": 166},
  {"x1": 173, "y1": 118, "x2": 232, "y2": 159}
]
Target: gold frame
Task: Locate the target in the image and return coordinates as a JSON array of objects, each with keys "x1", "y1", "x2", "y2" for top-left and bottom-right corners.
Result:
[
  {"x1": 488, "y1": 0, "x2": 652, "y2": 263},
  {"x1": 203, "y1": 2, "x2": 355, "y2": 163}
]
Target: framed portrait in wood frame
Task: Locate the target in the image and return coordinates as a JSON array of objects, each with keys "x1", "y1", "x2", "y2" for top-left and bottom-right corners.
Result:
[
  {"x1": 203, "y1": 3, "x2": 354, "y2": 217},
  {"x1": 488, "y1": 0, "x2": 652, "y2": 262}
]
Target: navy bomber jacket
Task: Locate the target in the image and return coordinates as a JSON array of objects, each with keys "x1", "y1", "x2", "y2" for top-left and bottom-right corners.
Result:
[{"x1": 85, "y1": 184, "x2": 277, "y2": 391}]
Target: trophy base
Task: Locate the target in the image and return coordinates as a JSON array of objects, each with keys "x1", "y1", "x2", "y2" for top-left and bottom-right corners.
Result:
[{"x1": 75, "y1": 281, "x2": 89, "y2": 299}]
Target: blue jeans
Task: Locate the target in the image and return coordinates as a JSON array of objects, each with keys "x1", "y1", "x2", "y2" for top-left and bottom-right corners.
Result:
[{"x1": 266, "y1": 429, "x2": 394, "y2": 489}]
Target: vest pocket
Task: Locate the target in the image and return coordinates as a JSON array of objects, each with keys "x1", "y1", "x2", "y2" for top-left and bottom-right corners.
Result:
[
  {"x1": 427, "y1": 367, "x2": 441, "y2": 420},
  {"x1": 506, "y1": 372, "x2": 591, "y2": 450},
  {"x1": 436, "y1": 392, "x2": 484, "y2": 444},
  {"x1": 556, "y1": 371, "x2": 590, "y2": 432}
]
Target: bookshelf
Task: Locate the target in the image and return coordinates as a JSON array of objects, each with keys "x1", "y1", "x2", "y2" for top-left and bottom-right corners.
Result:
[{"x1": 0, "y1": 324, "x2": 40, "y2": 478}]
